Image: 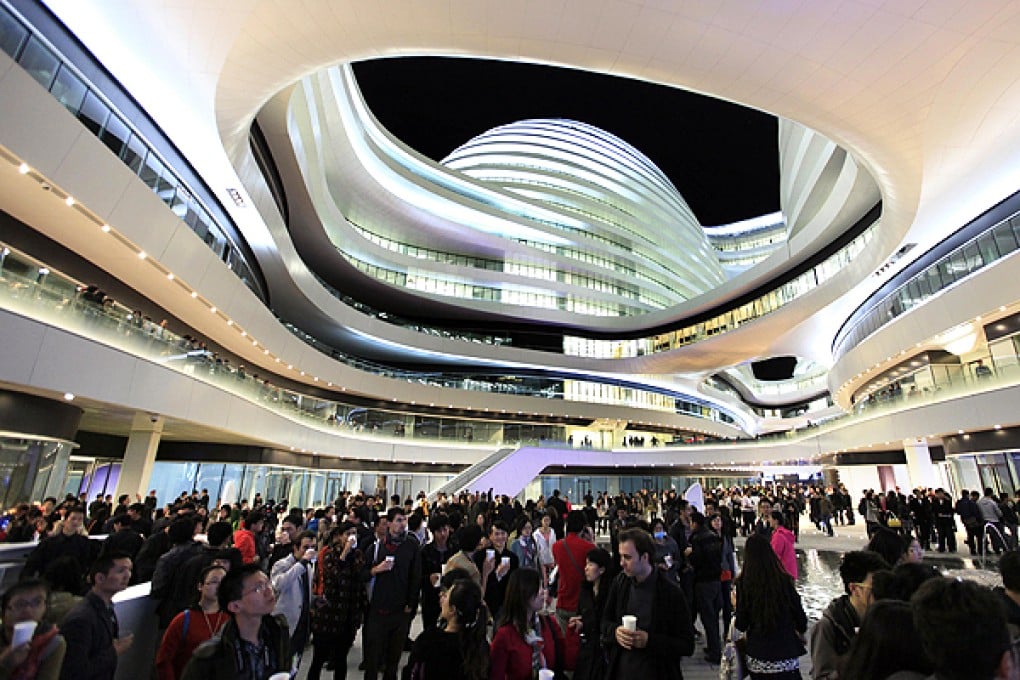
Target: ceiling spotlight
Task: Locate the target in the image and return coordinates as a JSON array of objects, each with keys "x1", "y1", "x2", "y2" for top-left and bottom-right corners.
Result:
[
  {"x1": 18, "y1": 163, "x2": 29, "y2": 174},
  {"x1": 64, "y1": 196, "x2": 74, "y2": 207},
  {"x1": 166, "y1": 273, "x2": 174, "y2": 281},
  {"x1": 137, "y1": 251, "x2": 146, "y2": 260},
  {"x1": 101, "y1": 224, "x2": 111, "y2": 233},
  {"x1": 226, "y1": 320, "x2": 233, "y2": 326},
  {"x1": 190, "y1": 291, "x2": 197, "y2": 298},
  {"x1": 209, "y1": 306, "x2": 217, "y2": 314},
  {"x1": 63, "y1": 392, "x2": 74, "y2": 401}
]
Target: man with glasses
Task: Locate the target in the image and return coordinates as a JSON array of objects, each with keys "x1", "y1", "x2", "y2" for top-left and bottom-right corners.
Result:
[
  {"x1": 809, "y1": 550, "x2": 889, "y2": 679},
  {"x1": 182, "y1": 563, "x2": 291, "y2": 680}
]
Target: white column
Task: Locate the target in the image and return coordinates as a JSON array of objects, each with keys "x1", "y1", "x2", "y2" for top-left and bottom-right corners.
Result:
[
  {"x1": 116, "y1": 412, "x2": 163, "y2": 500},
  {"x1": 903, "y1": 438, "x2": 938, "y2": 490}
]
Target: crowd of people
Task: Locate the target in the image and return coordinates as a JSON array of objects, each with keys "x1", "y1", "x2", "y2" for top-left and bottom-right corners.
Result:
[{"x1": 0, "y1": 482, "x2": 1015, "y2": 679}]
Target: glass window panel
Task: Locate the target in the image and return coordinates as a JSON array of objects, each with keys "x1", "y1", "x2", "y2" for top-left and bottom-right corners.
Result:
[
  {"x1": 18, "y1": 37, "x2": 59, "y2": 89},
  {"x1": 977, "y1": 233, "x2": 1000, "y2": 264},
  {"x1": 99, "y1": 114, "x2": 129, "y2": 157},
  {"x1": 121, "y1": 133, "x2": 146, "y2": 174},
  {"x1": 138, "y1": 151, "x2": 164, "y2": 190},
  {"x1": 0, "y1": 9, "x2": 28, "y2": 59},
  {"x1": 1011, "y1": 216, "x2": 1020, "y2": 245},
  {"x1": 949, "y1": 250, "x2": 968, "y2": 278},
  {"x1": 76, "y1": 91, "x2": 109, "y2": 136},
  {"x1": 963, "y1": 243, "x2": 982, "y2": 271},
  {"x1": 938, "y1": 258, "x2": 956, "y2": 285},
  {"x1": 994, "y1": 222, "x2": 1018, "y2": 256},
  {"x1": 924, "y1": 265, "x2": 943, "y2": 293},
  {"x1": 50, "y1": 65, "x2": 86, "y2": 114}
]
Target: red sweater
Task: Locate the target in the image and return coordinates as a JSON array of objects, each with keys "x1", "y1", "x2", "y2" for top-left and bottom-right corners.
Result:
[
  {"x1": 551, "y1": 533, "x2": 594, "y2": 611},
  {"x1": 156, "y1": 607, "x2": 230, "y2": 680},
  {"x1": 490, "y1": 619, "x2": 559, "y2": 680},
  {"x1": 233, "y1": 527, "x2": 258, "y2": 565}
]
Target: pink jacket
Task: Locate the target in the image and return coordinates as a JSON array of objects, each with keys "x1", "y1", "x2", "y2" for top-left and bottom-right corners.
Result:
[{"x1": 771, "y1": 525, "x2": 798, "y2": 579}]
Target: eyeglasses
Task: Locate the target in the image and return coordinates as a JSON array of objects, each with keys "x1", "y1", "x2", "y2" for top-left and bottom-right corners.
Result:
[
  {"x1": 243, "y1": 582, "x2": 274, "y2": 597},
  {"x1": 8, "y1": 597, "x2": 45, "y2": 611}
]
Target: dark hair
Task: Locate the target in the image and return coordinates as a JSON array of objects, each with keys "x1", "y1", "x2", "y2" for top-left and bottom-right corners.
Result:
[
  {"x1": 912, "y1": 578, "x2": 1010, "y2": 680},
  {"x1": 769, "y1": 510, "x2": 786, "y2": 528},
  {"x1": 292, "y1": 530, "x2": 316, "y2": 551},
  {"x1": 386, "y1": 506, "x2": 406, "y2": 522},
  {"x1": 885, "y1": 562, "x2": 940, "y2": 601},
  {"x1": 565, "y1": 510, "x2": 586, "y2": 534},
  {"x1": 217, "y1": 563, "x2": 263, "y2": 611},
  {"x1": 440, "y1": 567, "x2": 473, "y2": 590},
  {"x1": 446, "y1": 579, "x2": 490, "y2": 680},
  {"x1": 168, "y1": 517, "x2": 198, "y2": 545},
  {"x1": 499, "y1": 568, "x2": 543, "y2": 639},
  {"x1": 866, "y1": 528, "x2": 906, "y2": 566},
  {"x1": 89, "y1": 551, "x2": 132, "y2": 581},
  {"x1": 205, "y1": 521, "x2": 232, "y2": 547},
  {"x1": 690, "y1": 511, "x2": 706, "y2": 528},
  {"x1": 427, "y1": 513, "x2": 450, "y2": 533},
  {"x1": 457, "y1": 525, "x2": 483, "y2": 553},
  {"x1": 1000, "y1": 550, "x2": 1020, "y2": 592},
  {"x1": 245, "y1": 511, "x2": 265, "y2": 528},
  {"x1": 842, "y1": 599, "x2": 934, "y2": 679},
  {"x1": 111, "y1": 513, "x2": 131, "y2": 528},
  {"x1": 838, "y1": 551, "x2": 890, "y2": 594},
  {"x1": 733, "y1": 534, "x2": 799, "y2": 633},
  {"x1": 490, "y1": 521, "x2": 509, "y2": 535},
  {"x1": 617, "y1": 527, "x2": 656, "y2": 563},
  {"x1": 192, "y1": 564, "x2": 227, "y2": 607},
  {"x1": 1, "y1": 579, "x2": 48, "y2": 613}
]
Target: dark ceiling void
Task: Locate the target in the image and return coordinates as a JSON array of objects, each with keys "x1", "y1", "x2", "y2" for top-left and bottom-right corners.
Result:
[
  {"x1": 752, "y1": 356, "x2": 798, "y2": 381},
  {"x1": 352, "y1": 57, "x2": 779, "y2": 227}
]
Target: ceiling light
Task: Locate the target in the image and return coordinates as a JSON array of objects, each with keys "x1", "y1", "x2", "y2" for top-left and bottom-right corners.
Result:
[
  {"x1": 995, "y1": 424, "x2": 1002, "y2": 430},
  {"x1": 63, "y1": 392, "x2": 74, "y2": 401},
  {"x1": 209, "y1": 306, "x2": 217, "y2": 314},
  {"x1": 240, "y1": 331, "x2": 246, "y2": 337},
  {"x1": 18, "y1": 163, "x2": 29, "y2": 174},
  {"x1": 190, "y1": 291, "x2": 197, "y2": 298},
  {"x1": 64, "y1": 196, "x2": 74, "y2": 207},
  {"x1": 100, "y1": 224, "x2": 111, "y2": 233},
  {"x1": 166, "y1": 273, "x2": 174, "y2": 281},
  {"x1": 137, "y1": 251, "x2": 146, "y2": 260},
  {"x1": 226, "y1": 320, "x2": 233, "y2": 326}
]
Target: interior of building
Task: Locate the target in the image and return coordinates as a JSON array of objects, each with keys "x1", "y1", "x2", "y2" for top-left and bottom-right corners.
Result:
[{"x1": 1, "y1": 0, "x2": 1020, "y2": 527}]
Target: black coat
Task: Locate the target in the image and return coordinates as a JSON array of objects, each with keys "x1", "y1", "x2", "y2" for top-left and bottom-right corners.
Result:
[
  {"x1": 58, "y1": 591, "x2": 119, "y2": 680},
  {"x1": 600, "y1": 570, "x2": 695, "y2": 680}
]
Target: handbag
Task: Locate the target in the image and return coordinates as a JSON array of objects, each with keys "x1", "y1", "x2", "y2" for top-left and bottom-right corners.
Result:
[
  {"x1": 719, "y1": 620, "x2": 748, "y2": 680},
  {"x1": 887, "y1": 513, "x2": 902, "y2": 528}
]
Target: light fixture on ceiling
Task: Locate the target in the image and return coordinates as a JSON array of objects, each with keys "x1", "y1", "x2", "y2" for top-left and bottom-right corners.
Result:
[
  {"x1": 18, "y1": 163, "x2": 29, "y2": 174},
  {"x1": 63, "y1": 392, "x2": 74, "y2": 401}
]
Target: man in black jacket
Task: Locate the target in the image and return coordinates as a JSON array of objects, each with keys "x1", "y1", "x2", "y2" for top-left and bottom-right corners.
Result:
[
  {"x1": 601, "y1": 527, "x2": 694, "y2": 680},
  {"x1": 58, "y1": 552, "x2": 134, "y2": 680},
  {"x1": 22, "y1": 506, "x2": 97, "y2": 586},
  {"x1": 362, "y1": 506, "x2": 421, "y2": 680},
  {"x1": 688, "y1": 511, "x2": 724, "y2": 664}
]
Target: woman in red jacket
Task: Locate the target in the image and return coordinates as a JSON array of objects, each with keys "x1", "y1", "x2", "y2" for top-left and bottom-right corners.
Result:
[
  {"x1": 490, "y1": 568, "x2": 566, "y2": 680},
  {"x1": 155, "y1": 565, "x2": 230, "y2": 680},
  {"x1": 769, "y1": 511, "x2": 798, "y2": 579}
]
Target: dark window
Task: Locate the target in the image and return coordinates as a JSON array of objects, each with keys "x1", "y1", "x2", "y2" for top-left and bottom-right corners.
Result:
[
  {"x1": 77, "y1": 91, "x2": 109, "y2": 136},
  {"x1": 977, "y1": 233, "x2": 1000, "y2": 264},
  {"x1": 121, "y1": 134, "x2": 146, "y2": 174},
  {"x1": 993, "y1": 222, "x2": 1017, "y2": 256},
  {"x1": 138, "y1": 151, "x2": 164, "y2": 190},
  {"x1": 18, "y1": 37, "x2": 59, "y2": 89},
  {"x1": 0, "y1": 9, "x2": 28, "y2": 59},
  {"x1": 99, "y1": 114, "x2": 130, "y2": 158}
]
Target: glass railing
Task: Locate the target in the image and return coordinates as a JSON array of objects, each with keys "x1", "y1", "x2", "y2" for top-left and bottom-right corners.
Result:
[
  {"x1": 0, "y1": 1, "x2": 264, "y2": 301},
  {"x1": 0, "y1": 244, "x2": 743, "y2": 443},
  {"x1": 833, "y1": 210, "x2": 1020, "y2": 360},
  {"x1": 565, "y1": 218, "x2": 878, "y2": 359}
]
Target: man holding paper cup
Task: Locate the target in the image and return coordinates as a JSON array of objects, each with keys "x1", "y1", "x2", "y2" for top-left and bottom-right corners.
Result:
[
  {"x1": 600, "y1": 527, "x2": 694, "y2": 680},
  {"x1": 472, "y1": 521, "x2": 518, "y2": 621}
]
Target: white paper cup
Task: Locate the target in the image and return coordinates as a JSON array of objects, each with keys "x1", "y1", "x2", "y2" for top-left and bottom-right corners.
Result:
[
  {"x1": 268, "y1": 673, "x2": 291, "y2": 680},
  {"x1": 385, "y1": 555, "x2": 395, "y2": 563},
  {"x1": 486, "y1": 549, "x2": 496, "y2": 560},
  {"x1": 538, "y1": 670, "x2": 555, "y2": 680},
  {"x1": 622, "y1": 615, "x2": 637, "y2": 631},
  {"x1": 501, "y1": 556, "x2": 510, "y2": 567},
  {"x1": 664, "y1": 555, "x2": 673, "y2": 568},
  {"x1": 12, "y1": 621, "x2": 36, "y2": 647}
]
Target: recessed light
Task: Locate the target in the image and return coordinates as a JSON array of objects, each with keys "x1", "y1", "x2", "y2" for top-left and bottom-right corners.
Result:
[
  {"x1": 226, "y1": 320, "x2": 233, "y2": 326},
  {"x1": 210, "y1": 306, "x2": 217, "y2": 314},
  {"x1": 63, "y1": 392, "x2": 74, "y2": 401},
  {"x1": 101, "y1": 224, "x2": 111, "y2": 233},
  {"x1": 190, "y1": 291, "x2": 197, "y2": 298},
  {"x1": 64, "y1": 196, "x2": 74, "y2": 207},
  {"x1": 18, "y1": 163, "x2": 29, "y2": 174},
  {"x1": 166, "y1": 273, "x2": 174, "y2": 281},
  {"x1": 137, "y1": 251, "x2": 146, "y2": 260}
]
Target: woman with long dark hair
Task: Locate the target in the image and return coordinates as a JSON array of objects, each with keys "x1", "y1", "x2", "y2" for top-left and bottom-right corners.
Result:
[
  {"x1": 491, "y1": 568, "x2": 565, "y2": 680},
  {"x1": 840, "y1": 599, "x2": 933, "y2": 679},
  {"x1": 734, "y1": 533, "x2": 808, "y2": 679},
  {"x1": 405, "y1": 578, "x2": 489, "y2": 679}
]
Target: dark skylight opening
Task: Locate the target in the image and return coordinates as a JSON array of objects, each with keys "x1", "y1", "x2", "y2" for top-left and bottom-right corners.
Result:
[{"x1": 352, "y1": 57, "x2": 779, "y2": 226}]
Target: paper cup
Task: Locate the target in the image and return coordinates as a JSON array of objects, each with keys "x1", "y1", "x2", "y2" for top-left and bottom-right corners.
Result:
[
  {"x1": 268, "y1": 674, "x2": 291, "y2": 680},
  {"x1": 486, "y1": 549, "x2": 496, "y2": 560},
  {"x1": 622, "y1": 615, "x2": 637, "y2": 631},
  {"x1": 385, "y1": 555, "x2": 395, "y2": 563},
  {"x1": 538, "y1": 670, "x2": 555, "y2": 680},
  {"x1": 501, "y1": 556, "x2": 510, "y2": 567},
  {"x1": 12, "y1": 621, "x2": 36, "y2": 647}
]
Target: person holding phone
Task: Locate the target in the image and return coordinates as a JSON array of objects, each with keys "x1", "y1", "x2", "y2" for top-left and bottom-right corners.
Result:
[{"x1": 0, "y1": 579, "x2": 65, "y2": 680}]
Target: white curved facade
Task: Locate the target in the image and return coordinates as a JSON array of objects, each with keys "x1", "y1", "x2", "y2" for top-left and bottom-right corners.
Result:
[{"x1": 441, "y1": 119, "x2": 725, "y2": 308}]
